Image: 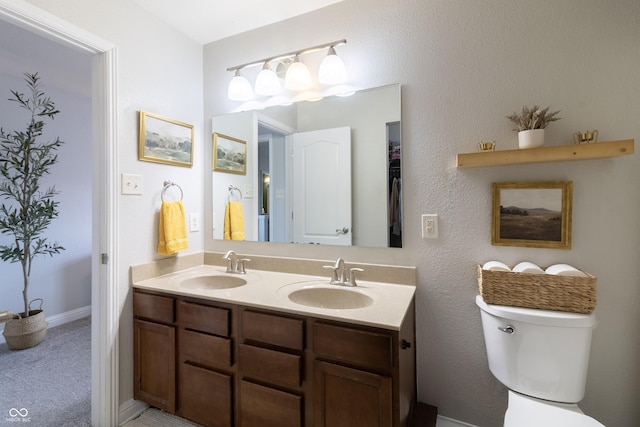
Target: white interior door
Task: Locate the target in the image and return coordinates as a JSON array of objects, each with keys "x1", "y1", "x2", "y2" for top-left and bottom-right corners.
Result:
[{"x1": 292, "y1": 127, "x2": 351, "y2": 245}]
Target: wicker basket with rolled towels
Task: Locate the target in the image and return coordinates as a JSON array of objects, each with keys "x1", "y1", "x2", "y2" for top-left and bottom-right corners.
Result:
[{"x1": 478, "y1": 262, "x2": 596, "y2": 314}]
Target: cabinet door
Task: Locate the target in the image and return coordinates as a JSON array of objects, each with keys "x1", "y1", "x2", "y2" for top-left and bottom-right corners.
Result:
[
  {"x1": 314, "y1": 360, "x2": 392, "y2": 427},
  {"x1": 179, "y1": 363, "x2": 233, "y2": 427},
  {"x1": 134, "y1": 319, "x2": 176, "y2": 412}
]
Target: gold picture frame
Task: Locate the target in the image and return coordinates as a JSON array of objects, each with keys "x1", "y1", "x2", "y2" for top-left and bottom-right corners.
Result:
[
  {"x1": 492, "y1": 181, "x2": 573, "y2": 249},
  {"x1": 213, "y1": 133, "x2": 247, "y2": 175},
  {"x1": 139, "y1": 111, "x2": 194, "y2": 167}
]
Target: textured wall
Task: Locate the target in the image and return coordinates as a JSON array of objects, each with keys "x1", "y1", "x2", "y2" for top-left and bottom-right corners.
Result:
[{"x1": 203, "y1": 1, "x2": 640, "y2": 425}]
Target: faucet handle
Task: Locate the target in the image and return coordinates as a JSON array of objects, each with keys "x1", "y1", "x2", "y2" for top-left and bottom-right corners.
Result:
[
  {"x1": 223, "y1": 250, "x2": 237, "y2": 273},
  {"x1": 347, "y1": 268, "x2": 364, "y2": 286},
  {"x1": 323, "y1": 265, "x2": 340, "y2": 284},
  {"x1": 237, "y1": 258, "x2": 251, "y2": 274}
]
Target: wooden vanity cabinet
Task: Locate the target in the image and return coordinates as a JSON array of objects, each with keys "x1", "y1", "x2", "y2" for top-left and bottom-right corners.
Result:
[
  {"x1": 312, "y1": 299, "x2": 417, "y2": 427},
  {"x1": 238, "y1": 309, "x2": 306, "y2": 427},
  {"x1": 176, "y1": 299, "x2": 235, "y2": 427},
  {"x1": 133, "y1": 288, "x2": 415, "y2": 427},
  {"x1": 133, "y1": 291, "x2": 176, "y2": 412}
]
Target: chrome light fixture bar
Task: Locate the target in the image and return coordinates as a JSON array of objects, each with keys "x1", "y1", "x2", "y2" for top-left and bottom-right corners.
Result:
[
  {"x1": 227, "y1": 39, "x2": 347, "y2": 102},
  {"x1": 226, "y1": 39, "x2": 346, "y2": 73}
]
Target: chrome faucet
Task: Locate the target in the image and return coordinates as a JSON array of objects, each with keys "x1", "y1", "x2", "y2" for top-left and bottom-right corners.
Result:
[
  {"x1": 323, "y1": 258, "x2": 364, "y2": 286},
  {"x1": 223, "y1": 250, "x2": 250, "y2": 274}
]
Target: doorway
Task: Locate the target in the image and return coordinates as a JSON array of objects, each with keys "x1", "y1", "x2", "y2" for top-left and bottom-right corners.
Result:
[{"x1": 0, "y1": 3, "x2": 119, "y2": 426}]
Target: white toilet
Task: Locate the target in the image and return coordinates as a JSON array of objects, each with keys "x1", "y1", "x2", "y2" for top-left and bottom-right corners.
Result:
[{"x1": 476, "y1": 295, "x2": 605, "y2": 426}]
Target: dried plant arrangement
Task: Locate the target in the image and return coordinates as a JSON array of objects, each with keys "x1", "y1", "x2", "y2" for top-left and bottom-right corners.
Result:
[{"x1": 507, "y1": 105, "x2": 561, "y2": 132}]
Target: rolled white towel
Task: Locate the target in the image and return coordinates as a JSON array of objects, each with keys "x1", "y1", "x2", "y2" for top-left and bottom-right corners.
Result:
[
  {"x1": 482, "y1": 261, "x2": 511, "y2": 272},
  {"x1": 545, "y1": 263, "x2": 587, "y2": 277},
  {"x1": 513, "y1": 262, "x2": 544, "y2": 274}
]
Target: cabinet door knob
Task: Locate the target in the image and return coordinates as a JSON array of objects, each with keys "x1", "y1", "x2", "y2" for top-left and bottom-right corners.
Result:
[{"x1": 401, "y1": 339, "x2": 412, "y2": 349}]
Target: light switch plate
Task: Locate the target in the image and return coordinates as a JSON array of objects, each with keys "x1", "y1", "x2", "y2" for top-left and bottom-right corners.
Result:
[
  {"x1": 121, "y1": 173, "x2": 142, "y2": 195},
  {"x1": 189, "y1": 213, "x2": 200, "y2": 232}
]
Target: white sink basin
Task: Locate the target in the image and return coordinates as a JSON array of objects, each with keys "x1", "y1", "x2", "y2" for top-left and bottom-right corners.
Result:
[
  {"x1": 283, "y1": 283, "x2": 374, "y2": 309},
  {"x1": 178, "y1": 274, "x2": 247, "y2": 290}
]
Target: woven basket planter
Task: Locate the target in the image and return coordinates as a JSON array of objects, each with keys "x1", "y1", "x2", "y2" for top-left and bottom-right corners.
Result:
[
  {"x1": 2, "y1": 306, "x2": 48, "y2": 350},
  {"x1": 477, "y1": 264, "x2": 596, "y2": 314}
]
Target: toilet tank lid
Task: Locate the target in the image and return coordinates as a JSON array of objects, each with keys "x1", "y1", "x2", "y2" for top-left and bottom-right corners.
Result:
[{"x1": 475, "y1": 295, "x2": 596, "y2": 328}]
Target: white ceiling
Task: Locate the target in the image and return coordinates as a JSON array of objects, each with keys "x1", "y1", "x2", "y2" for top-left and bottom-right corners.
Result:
[{"x1": 132, "y1": 0, "x2": 344, "y2": 45}]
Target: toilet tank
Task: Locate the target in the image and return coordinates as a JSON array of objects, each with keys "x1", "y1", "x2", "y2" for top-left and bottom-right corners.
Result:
[{"x1": 475, "y1": 295, "x2": 596, "y2": 403}]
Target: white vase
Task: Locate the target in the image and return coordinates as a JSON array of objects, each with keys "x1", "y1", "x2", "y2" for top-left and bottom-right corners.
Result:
[{"x1": 518, "y1": 129, "x2": 545, "y2": 149}]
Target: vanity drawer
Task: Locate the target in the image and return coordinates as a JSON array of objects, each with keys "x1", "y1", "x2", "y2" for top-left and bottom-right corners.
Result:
[
  {"x1": 240, "y1": 380, "x2": 302, "y2": 427},
  {"x1": 242, "y1": 310, "x2": 304, "y2": 350},
  {"x1": 178, "y1": 329, "x2": 232, "y2": 369},
  {"x1": 133, "y1": 291, "x2": 174, "y2": 324},
  {"x1": 179, "y1": 363, "x2": 233, "y2": 427},
  {"x1": 313, "y1": 322, "x2": 393, "y2": 372},
  {"x1": 239, "y1": 344, "x2": 302, "y2": 388},
  {"x1": 176, "y1": 300, "x2": 230, "y2": 337}
]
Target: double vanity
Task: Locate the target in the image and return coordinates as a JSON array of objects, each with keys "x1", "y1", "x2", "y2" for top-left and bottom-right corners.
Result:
[{"x1": 131, "y1": 252, "x2": 416, "y2": 427}]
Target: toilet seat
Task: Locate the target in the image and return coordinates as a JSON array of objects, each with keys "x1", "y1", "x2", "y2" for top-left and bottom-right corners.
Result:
[{"x1": 504, "y1": 391, "x2": 605, "y2": 427}]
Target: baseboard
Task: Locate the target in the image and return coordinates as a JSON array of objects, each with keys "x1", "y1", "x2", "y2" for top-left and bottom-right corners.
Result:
[
  {"x1": 0, "y1": 305, "x2": 91, "y2": 345},
  {"x1": 436, "y1": 415, "x2": 479, "y2": 427},
  {"x1": 118, "y1": 398, "x2": 148, "y2": 425}
]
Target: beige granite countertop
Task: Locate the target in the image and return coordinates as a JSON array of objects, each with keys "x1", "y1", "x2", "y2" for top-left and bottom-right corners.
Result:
[{"x1": 132, "y1": 264, "x2": 415, "y2": 330}]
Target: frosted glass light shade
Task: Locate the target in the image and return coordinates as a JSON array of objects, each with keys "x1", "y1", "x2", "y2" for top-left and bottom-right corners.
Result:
[
  {"x1": 318, "y1": 47, "x2": 347, "y2": 85},
  {"x1": 227, "y1": 70, "x2": 253, "y2": 101},
  {"x1": 254, "y1": 62, "x2": 281, "y2": 96},
  {"x1": 285, "y1": 55, "x2": 313, "y2": 91}
]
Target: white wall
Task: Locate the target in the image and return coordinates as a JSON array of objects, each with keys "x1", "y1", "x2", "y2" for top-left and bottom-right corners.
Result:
[
  {"x1": 203, "y1": 1, "x2": 640, "y2": 426},
  {"x1": 23, "y1": 0, "x2": 205, "y2": 408},
  {"x1": 0, "y1": 67, "x2": 92, "y2": 320}
]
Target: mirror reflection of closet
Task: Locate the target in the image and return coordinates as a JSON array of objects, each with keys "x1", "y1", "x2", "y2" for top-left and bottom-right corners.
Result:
[
  {"x1": 257, "y1": 135, "x2": 271, "y2": 242},
  {"x1": 388, "y1": 121, "x2": 402, "y2": 248}
]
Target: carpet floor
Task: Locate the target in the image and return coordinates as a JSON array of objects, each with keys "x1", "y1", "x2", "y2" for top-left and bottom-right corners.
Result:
[{"x1": 0, "y1": 316, "x2": 91, "y2": 426}]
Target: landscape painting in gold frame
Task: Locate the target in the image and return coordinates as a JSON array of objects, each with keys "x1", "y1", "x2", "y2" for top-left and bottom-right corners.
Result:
[
  {"x1": 213, "y1": 132, "x2": 247, "y2": 175},
  {"x1": 492, "y1": 181, "x2": 572, "y2": 249},
  {"x1": 139, "y1": 111, "x2": 194, "y2": 167}
]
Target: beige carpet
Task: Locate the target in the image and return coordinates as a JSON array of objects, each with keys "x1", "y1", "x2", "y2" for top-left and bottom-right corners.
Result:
[{"x1": 122, "y1": 408, "x2": 202, "y2": 427}]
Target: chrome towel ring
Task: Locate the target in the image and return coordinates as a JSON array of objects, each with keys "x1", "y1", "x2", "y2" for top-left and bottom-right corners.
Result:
[
  {"x1": 228, "y1": 185, "x2": 242, "y2": 201},
  {"x1": 162, "y1": 180, "x2": 183, "y2": 202}
]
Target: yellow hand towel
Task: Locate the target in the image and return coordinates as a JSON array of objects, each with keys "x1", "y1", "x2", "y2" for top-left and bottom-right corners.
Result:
[
  {"x1": 223, "y1": 201, "x2": 245, "y2": 241},
  {"x1": 158, "y1": 201, "x2": 188, "y2": 256}
]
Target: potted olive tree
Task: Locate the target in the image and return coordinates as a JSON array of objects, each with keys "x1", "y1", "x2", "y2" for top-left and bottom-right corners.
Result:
[
  {"x1": 507, "y1": 104, "x2": 561, "y2": 149},
  {"x1": 0, "y1": 73, "x2": 65, "y2": 350}
]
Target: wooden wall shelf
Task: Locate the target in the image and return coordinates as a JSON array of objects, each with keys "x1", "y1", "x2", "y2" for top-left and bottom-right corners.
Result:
[{"x1": 456, "y1": 139, "x2": 634, "y2": 168}]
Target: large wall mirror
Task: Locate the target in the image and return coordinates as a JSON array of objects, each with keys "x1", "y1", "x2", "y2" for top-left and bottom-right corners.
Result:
[{"x1": 211, "y1": 83, "x2": 402, "y2": 248}]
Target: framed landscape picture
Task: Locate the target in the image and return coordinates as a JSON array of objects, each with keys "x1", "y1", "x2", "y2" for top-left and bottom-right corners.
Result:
[
  {"x1": 139, "y1": 111, "x2": 194, "y2": 167},
  {"x1": 213, "y1": 133, "x2": 246, "y2": 175},
  {"x1": 492, "y1": 181, "x2": 573, "y2": 249}
]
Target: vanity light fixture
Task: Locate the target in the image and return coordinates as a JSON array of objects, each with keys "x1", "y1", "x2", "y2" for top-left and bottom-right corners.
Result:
[
  {"x1": 254, "y1": 61, "x2": 281, "y2": 96},
  {"x1": 226, "y1": 39, "x2": 347, "y2": 102},
  {"x1": 284, "y1": 54, "x2": 312, "y2": 91},
  {"x1": 318, "y1": 46, "x2": 347, "y2": 85},
  {"x1": 227, "y1": 69, "x2": 254, "y2": 101}
]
